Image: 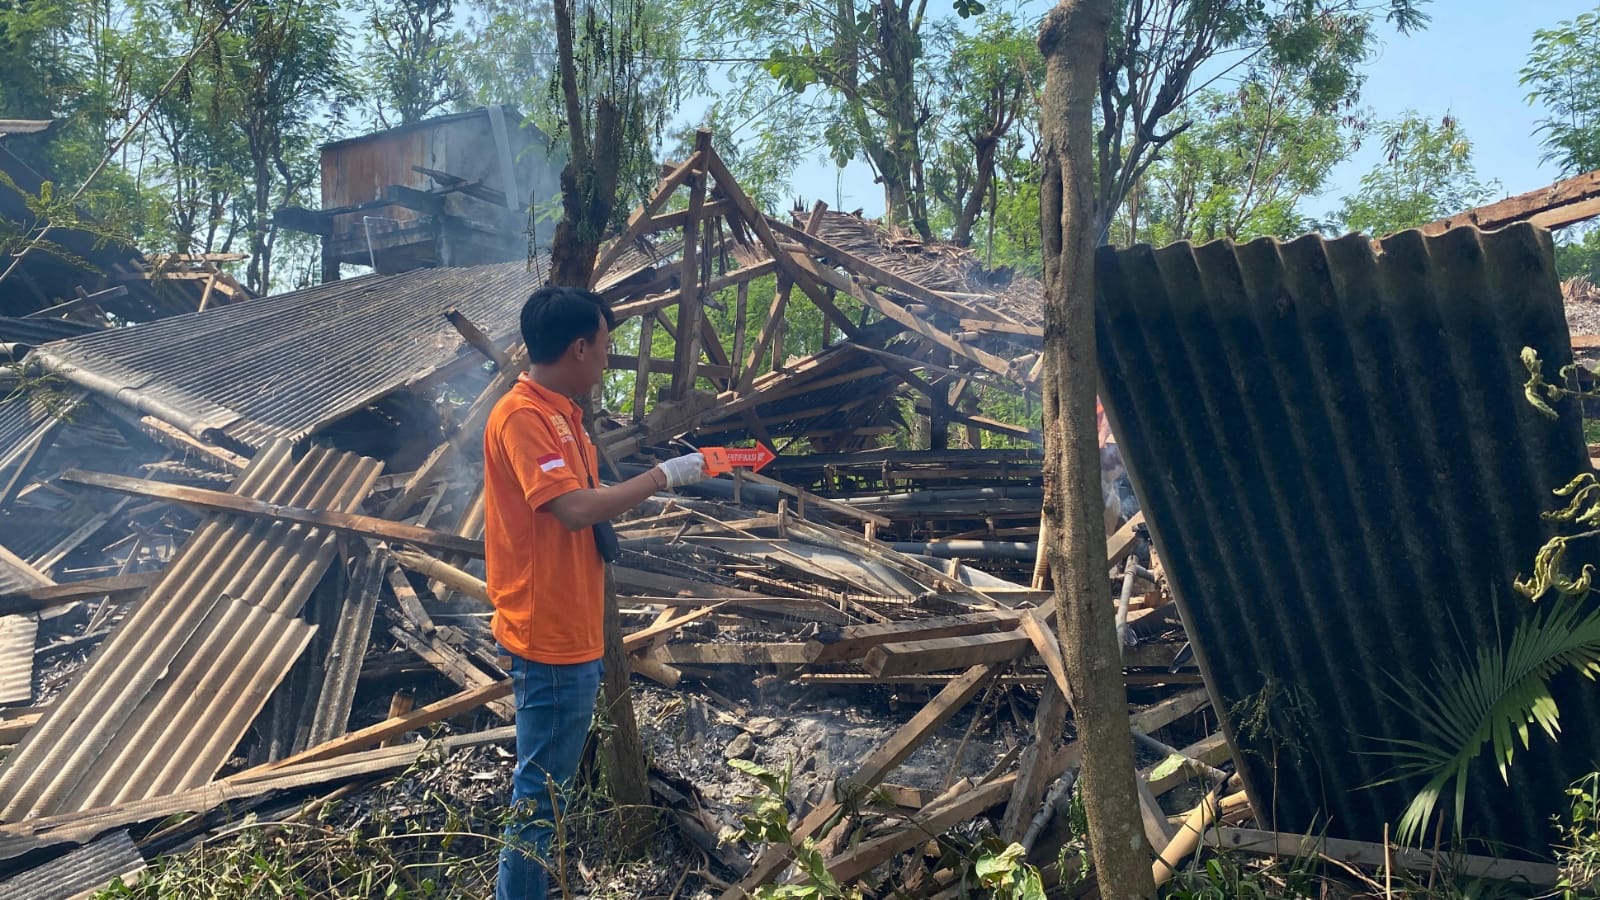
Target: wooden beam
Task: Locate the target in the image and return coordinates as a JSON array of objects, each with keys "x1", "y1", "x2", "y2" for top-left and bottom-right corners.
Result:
[
  {"x1": 1213, "y1": 827, "x2": 1560, "y2": 886},
  {"x1": 138, "y1": 416, "x2": 248, "y2": 471},
  {"x1": 1418, "y1": 168, "x2": 1600, "y2": 235},
  {"x1": 768, "y1": 217, "x2": 996, "y2": 324},
  {"x1": 60, "y1": 469, "x2": 485, "y2": 558},
  {"x1": 0, "y1": 570, "x2": 159, "y2": 617},
  {"x1": 621, "y1": 603, "x2": 724, "y2": 653},
  {"x1": 804, "y1": 611, "x2": 1022, "y2": 663},
  {"x1": 445, "y1": 307, "x2": 512, "y2": 369},
  {"x1": 670, "y1": 131, "x2": 712, "y2": 400},
  {"x1": 660, "y1": 642, "x2": 811, "y2": 665},
  {"x1": 723, "y1": 664, "x2": 999, "y2": 898},
  {"x1": 243, "y1": 680, "x2": 510, "y2": 774},
  {"x1": 864, "y1": 631, "x2": 1032, "y2": 677},
  {"x1": 821, "y1": 775, "x2": 1016, "y2": 884},
  {"x1": 590, "y1": 150, "x2": 706, "y2": 286},
  {"x1": 607, "y1": 353, "x2": 731, "y2": 381}
]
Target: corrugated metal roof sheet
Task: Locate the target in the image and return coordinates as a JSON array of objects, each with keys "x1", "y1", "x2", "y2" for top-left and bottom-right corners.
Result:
[
  {"x1": 1095, "y1": 223, "x2": 1600, "y2": 853},
  {"x1": 0, "y1": 828, "x2": 143, "y2": 898},
  {"x1": 0, "y1": 439, "x2": 382, "y2": 819},
  {"x1": 0, "y1": 616, "x2": 37, "y2": 707},
  {"x1": 29, "y1": 261, "x2": 546, "y2": 448},
  {"x1": 0, "y1": 317, "x2": 98, "y2": 351}
]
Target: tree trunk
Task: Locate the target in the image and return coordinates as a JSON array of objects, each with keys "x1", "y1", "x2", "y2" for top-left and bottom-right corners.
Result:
[
  {"x1": 1038, "y1": 1, "x2": 1156, "y2": 898},
  {"x1": 596, "y1": 565, "x2": 655, "y2": 850},
  {"x1": 951, "y1": 134, "x2": 998, "y2": 248}
]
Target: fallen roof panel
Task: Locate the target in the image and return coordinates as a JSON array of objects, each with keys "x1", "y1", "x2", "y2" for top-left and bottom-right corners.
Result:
[
  {"x1": 0, "y1": 439, "x2": 381, "y2": 819},
  {"x1": 29, "y1": 260, "x2": 546, "y2": 449},
  {"x1": 1096, "y1": 223, "x2": 1600, "y2": 853}
]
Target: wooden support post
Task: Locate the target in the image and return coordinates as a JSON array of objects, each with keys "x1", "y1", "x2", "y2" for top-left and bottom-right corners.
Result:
[
  {"x1": 633, "y1": 313, "x2": 656, "y2": 422},
  {"x1": 732, "y1": 281, "x2": 749, "y2": 382},
  {"x1": 669, "y1": 131, "x2": 712, "y2": 400}
]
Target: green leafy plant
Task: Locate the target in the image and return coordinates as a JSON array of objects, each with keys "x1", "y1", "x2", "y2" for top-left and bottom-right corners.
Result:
[
  {"x1": 971, "y1": 840, "x2": 1045, "y2": 900},
  {"x1": 1369, "y1": 348, "x2": 1600, "y2": 846},
  {"x1": 724, "y1": 758, "x2": 861, "y2": 899},
  {"x1": 1555, "y1": 772, "x2": 1600, "y2": 897}
]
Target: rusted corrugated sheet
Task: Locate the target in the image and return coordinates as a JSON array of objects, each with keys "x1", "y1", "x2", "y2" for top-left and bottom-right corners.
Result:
[
  {"x1": 0, "y1": 828, "x2": 143, "y2": 898},
  {"x1": 1095, "y1": 223, "x2": 1600, "y2": 851},
  {"x1": 0, "y1": 440, "x2": 381, "y2": 819},
  {"x1": 28, "y1": 262, "x2": 544, "y2": 449}
]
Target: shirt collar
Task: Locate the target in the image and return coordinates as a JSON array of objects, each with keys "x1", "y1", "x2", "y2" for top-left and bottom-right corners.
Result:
[{"x1": 517, "y1": 373, "x2": 584, "y2": 421}]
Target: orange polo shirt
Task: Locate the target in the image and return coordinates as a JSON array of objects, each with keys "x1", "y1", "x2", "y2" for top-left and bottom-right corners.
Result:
[{"x1": 483, "y1": 375, "x2": 605, "y2": 664}]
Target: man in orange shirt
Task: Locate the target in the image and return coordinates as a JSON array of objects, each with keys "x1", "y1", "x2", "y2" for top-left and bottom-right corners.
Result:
[{"x1": 485, "y1": 285, "x2": 705, "y2": 900}]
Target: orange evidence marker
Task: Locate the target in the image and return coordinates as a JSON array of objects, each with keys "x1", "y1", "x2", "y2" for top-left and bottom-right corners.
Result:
[{"x1": 699, "y1": 443, "x2": 776, "y2": 477}]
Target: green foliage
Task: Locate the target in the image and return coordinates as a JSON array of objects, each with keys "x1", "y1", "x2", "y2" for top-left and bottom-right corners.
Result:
[
  {"x1": 1094, "y1": 0, "x2": 1431, "y2": 239},
  {"x1": 1366, "y1": 348, "x2": 1600, "y2": 847},
  {"x1": 1556, "y1": 226, "x2": 1600, "y2": 283},
  {"x1": 1556, "y1": 772, "x2": 1600, "y2": 896},
  {"x1": 971, "y1": 840, "x2": 1046, "y2": 899},
  {"x1": 359, "y1": 0, "x2": 468, "y2": 127},
  {"x1": 1377, "y1": 589, "x2": 1600, "y2": 846},
  {"x1": 454, "y1": 0, "x2": 556, "y2": 114},
  {"x1": 725, "y1": 758, "x2": 862, "y2": 899},
  {"x1": 1522, "y1": 7, "x2": 1600, "y2": 176},
  {"x1": 1131, "y1": 75, "x2": 1352, "y2": 245},
  {"x1": 683, "y1": 0, "x2": 946, "y2": 238},
  {"x1": 924, "y1": 11, "x2": 1042, "y2": 249},
  {"x1": 1335, "y1": 112, "x2": 1499, "y2": 237}
]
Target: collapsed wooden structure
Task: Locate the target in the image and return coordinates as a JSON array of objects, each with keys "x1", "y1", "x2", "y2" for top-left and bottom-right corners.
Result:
[{"x1": 0, "y1": 134, "x2": 1593, "y2": 895}]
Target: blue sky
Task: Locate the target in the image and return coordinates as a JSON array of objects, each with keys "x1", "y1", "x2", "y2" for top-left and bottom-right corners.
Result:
[{"x1": 771, "y1": 0, "x2": 1600, "y2": 220}]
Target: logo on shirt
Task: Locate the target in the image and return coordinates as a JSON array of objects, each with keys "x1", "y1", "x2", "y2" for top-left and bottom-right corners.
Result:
[
  {"x1": 550, "y1": 415, "x2": 576, "y2": 444},
  {"x1": 537, "y1": 453, "x2": 566, "y2": 472}
]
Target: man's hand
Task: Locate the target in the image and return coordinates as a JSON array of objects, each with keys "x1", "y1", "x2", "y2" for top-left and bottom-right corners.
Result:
[{"x1": 657, "y1": 452, "x2": 707, "y2": 489}]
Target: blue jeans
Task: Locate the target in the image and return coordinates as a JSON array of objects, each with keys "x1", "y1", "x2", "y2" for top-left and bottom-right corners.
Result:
[{"x1": 496, "y1": 654, "x2": 603, "y2": 900}]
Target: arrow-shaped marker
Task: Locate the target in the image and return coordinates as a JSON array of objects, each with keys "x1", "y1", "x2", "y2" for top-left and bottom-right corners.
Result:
[{"x1": 699, "y1": 443, "x2": 777, "y2": 476}]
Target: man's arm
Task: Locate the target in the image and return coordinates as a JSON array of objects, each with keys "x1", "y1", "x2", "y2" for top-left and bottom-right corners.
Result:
[{"x1": 543, "y1": 453, "x2": 705, "y2": 531}]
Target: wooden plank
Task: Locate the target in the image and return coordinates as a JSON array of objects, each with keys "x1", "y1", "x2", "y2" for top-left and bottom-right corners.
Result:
[
  {"x1": 999, "y1": 681, "x2": 1070, "y2": 842},
  {"x1": 670, "y1": 131, "x2": 712, "y2": 400},
  {"x1": 590, "y1": 150, "x2": 705, "y2": 285},
  {"x1": 769, "y1": 217, "x2": 998, "y2": 326},
  {"x1": 723, "y1": 664, "x2": 999, "y2": 898},
  {"x1": 804, "y1": 611, "x2": 1022, "y2": 663},
  {"x1": 606, "y1": 353, "x2": 731, "y2": 380},
  {"x1": 1214, "y1": 827, "x2": 1560, "y2": 886},
  {"x1": 821, "y1": 775, "x2": 1016, "y2": 884},
  {"x1": 247, "y1": 680, "x2": 510, "y2": 774},
  {"x1": 0, "y1": 570, "x2": 158, "y2": 616},
  {"x1": 1018, "y1": 607, "x2": 1071, "y2": 700},
  {"x1": 737, "y1": 276, "x2": 792, "y2": 394},
  {"x1": 864, "y1": 631, "x2": 1032, "y2": 677},
  {"x1": 660, "y1": 642, "x2": 811, "y2": 665},
  {"x1": 1107, "y1": 511, "x2": 1145, "y2": 567},
  {"x1": 621, "y1": 603, "x2": 724, "y2": 653},
  {"x1": 0, "y1": 712, "x2": 43, "y2": 745},
  {"x1": 1129, "y1": 688, "x2": 1210, "y2": 734},
  {"x1": 61, "y1": 469, "x2": 485, "y2": 558},
  {"x1": 445, "y1": 307, "x2": 512, "y2": 369},
  {"x1": 138, "y1": 416, "x2": 248, "y2": 470},
  {"x1": 632, "y1": 311, "x2": 657, "y2": 422},
  {"x1": 737, "y1": 469, "x2": 891, "y2": 528},
  {"x1": 0, "y1": 416, "x2": 65, "y2": 508},
  {"x1": 645, "y1": 198, "x2": 735, "y2": 231},
  {"x1": 1418, "y1": 168, "x2": 1600, "y2": 236},
  {"x1": 1145, "y1": 732, "x2": 1232, "y2": 797}
]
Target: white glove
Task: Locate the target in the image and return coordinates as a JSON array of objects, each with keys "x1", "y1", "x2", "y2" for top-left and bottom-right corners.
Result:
[{"x1": 657, "y1": 452, "x2": 706, "y2": 489}]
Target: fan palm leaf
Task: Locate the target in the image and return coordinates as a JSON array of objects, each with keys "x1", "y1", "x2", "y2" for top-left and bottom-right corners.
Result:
[{"x1": 1374, "y1": 594, "x2": 1600, "y2": 845}]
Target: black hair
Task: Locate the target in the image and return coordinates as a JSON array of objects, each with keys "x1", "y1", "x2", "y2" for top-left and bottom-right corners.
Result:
[{"x1": 520, "y1": 285, "x2": 616, "y2": 365}]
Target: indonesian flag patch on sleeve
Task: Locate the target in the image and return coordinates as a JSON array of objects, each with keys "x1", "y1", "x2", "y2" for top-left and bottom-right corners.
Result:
[{"x1": 537, "y1": 453, "x2": 565, "y2": 472}]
